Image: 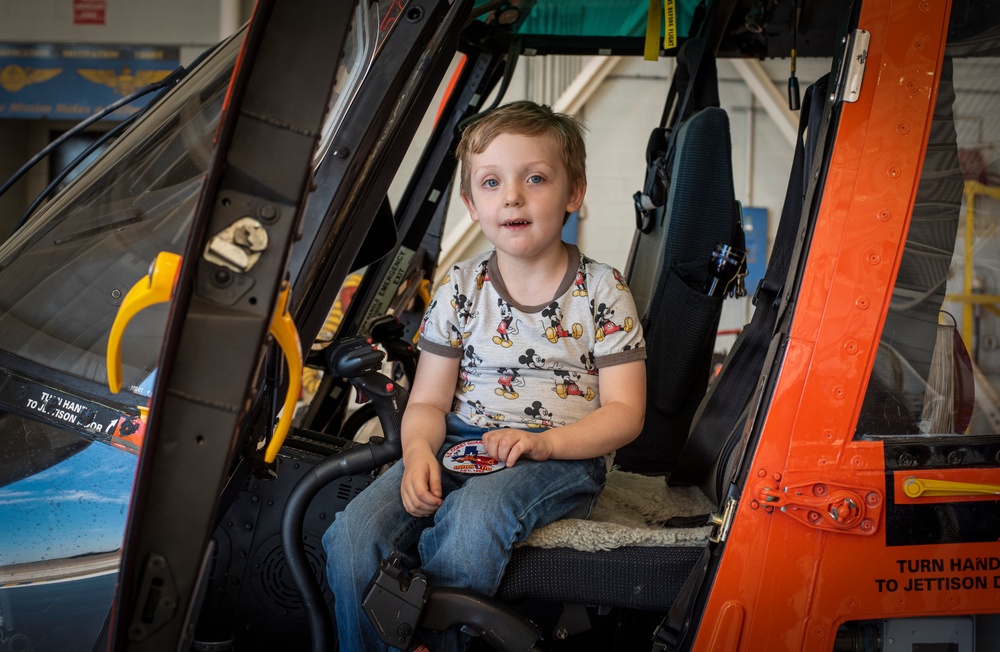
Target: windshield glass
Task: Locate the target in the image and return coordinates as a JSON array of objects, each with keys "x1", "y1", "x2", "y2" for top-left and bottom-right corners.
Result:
[
  {"x1": 472, "y1": 0, "x2": 698, "y2": 39},
  {"x1": 0, "y1": 30, "x2": 240, "y2": 652}
]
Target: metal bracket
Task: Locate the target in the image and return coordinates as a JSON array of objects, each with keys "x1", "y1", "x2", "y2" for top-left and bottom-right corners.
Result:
[
  {"x1": 830, "y1": 29, "x2": 870, "y2": 105},
  {"x1": 127, "y1": 554, "x2": 179, "y2": 642},
  {"x1": 204, "y1": 216, "x2": 269, "y2": 272},
  {"x1": 755, "y1": 479, "x2": 882, "y2": 536},
  {"x1": 708, "y1": 496, "x2": 738, "y2": 543},
  {"x1": 362, "y1": 552, "x2": 428, "y2": 650}
]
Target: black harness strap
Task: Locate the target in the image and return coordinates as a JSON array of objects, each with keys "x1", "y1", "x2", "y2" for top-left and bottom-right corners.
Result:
[
  {"x1": 650, "y1": 545, "x2": 711, "y2": 652},
  {"x1": 632, "y1": 37, "x2": 715, "y2": 235}
]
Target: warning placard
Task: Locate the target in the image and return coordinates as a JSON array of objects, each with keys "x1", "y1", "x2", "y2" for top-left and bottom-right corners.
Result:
[{"x1": 875, "y1": 556, "x2": 1000, "y2": 593}]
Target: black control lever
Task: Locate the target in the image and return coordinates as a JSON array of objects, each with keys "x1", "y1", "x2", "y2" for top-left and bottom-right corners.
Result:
[
  {"x1": 368, "y1": 314, "x2": 419, "y2": 383},
  {"x1": 327, "y1": 335, "x2": 385, "y2": 377},
  {"x1": 282, "y1": 336, "x2": 409, "y2": 652},
  {"x1": 327, "y1": 334, "x2": 407, "y2": 442},
  {"x1": 363, "y1": 553, "x2": 545, "y2": 652}
]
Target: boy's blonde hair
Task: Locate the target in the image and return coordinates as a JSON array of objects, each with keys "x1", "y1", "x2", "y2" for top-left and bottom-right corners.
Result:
[{"x1": 457, "y1": 100, "x2": 587, "y2": 199}]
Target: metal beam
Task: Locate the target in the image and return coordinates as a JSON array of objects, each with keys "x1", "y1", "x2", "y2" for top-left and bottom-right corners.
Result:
[{"x1": 554, "y1": 54, "x2": 622, "y2": 114}]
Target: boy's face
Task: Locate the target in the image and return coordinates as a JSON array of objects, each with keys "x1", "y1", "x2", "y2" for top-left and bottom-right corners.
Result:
[{"x1": 462, "y1": 132, "x2": 585, "y2": 264}]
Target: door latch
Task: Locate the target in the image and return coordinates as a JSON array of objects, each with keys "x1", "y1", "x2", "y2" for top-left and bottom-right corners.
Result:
[{"x1": 755, "y1": 480, "x2": 882, "y2": 536}]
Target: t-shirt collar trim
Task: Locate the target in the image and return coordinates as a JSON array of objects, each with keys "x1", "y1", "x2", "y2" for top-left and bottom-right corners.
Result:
[{"x1": 486, "y1": 243, "x2": 581, "y2": 313}]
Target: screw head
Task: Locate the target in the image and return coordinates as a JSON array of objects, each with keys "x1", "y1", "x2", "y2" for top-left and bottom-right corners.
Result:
[
  {"x1": 259, "y1": 203, "x2": 277, "y2": 221},
  {"x1": 213, "y1": 268, "x2": 233, "y2": 287}
]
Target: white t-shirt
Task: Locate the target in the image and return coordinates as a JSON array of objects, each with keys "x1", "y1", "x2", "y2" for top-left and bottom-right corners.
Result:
[{"x1": 418, "y1": 244, "x2": 645, "y2": 429}]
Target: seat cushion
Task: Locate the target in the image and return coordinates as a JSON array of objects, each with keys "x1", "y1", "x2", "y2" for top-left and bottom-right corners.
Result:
[
  {"x1": 497, "y1": 471, "x2": 714, "y2": 611},
  {"x1": 498, "y1": 545, "x2": 706, "y2": 610}
]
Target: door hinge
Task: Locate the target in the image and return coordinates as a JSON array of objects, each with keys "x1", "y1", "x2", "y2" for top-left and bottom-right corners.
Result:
[
  {"x1": 754, "y1": 479, "x2": 882, "y2": 536},
  {"x1": 830, "y1": 28, "x2": 870, "y2": 105}
]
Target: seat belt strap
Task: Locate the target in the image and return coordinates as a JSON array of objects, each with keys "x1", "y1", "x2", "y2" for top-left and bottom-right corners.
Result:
[{"x1": 633, "y1": 37, "x2": 711, "y2": 234}]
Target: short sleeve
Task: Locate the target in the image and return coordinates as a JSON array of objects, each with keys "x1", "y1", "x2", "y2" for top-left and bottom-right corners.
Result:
[
  {"x1": 591, "y1": 266, "x2": 646, "y2": 368},
  {"x1": 417, "y1": 276, "x2": 464, "y2": 358}
]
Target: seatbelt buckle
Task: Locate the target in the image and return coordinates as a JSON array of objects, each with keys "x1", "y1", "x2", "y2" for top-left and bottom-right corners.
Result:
[
  {"x1": 633, "y1": 191, "x2": 656, "y2": 234},
  {"x1": 751, "y1": 278, "x2": 782, "y2": 308}
]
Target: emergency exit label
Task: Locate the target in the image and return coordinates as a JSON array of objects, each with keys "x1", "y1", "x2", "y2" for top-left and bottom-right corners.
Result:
[
  {"x1": 875, "y1": 557, "x2": 1000, "y2": 593},
  {"x1": 73, "y1": 0, "x2": 106, "y2": 24}
]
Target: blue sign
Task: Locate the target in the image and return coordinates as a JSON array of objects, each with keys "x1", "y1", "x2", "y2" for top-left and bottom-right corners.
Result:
[
  {"x1": 740, "y1": 206, "x2": 768, "y2": 293},
  {"x1": 0, "y1": 43, "x2": 179, "y2": 120}
]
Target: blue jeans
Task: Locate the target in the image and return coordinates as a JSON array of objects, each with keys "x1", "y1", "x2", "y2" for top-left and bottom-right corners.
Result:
[{"x1": 323, "y1": 414, "x2": 605, "y2": 652}]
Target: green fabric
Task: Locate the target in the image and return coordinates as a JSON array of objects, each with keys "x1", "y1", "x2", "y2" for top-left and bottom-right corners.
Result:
[{"x1": 473, "y1": 0, "x2": 698, "y2": 39}]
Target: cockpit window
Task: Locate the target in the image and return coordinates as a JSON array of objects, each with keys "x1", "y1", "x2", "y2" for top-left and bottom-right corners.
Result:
[
  {"x1": 0, "y1": 32, "x2": 239, "y2": 652},
  {"x1": 856, "y1": 9, "x2": 1000, "y2": 437},
  {"x1": 0, "y1": 36, "x2": 235, "y2": 399}
]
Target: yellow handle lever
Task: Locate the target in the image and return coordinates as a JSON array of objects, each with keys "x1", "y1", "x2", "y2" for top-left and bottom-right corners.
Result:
[
  {"x1": 264, "y1": 281, "x2": 301, "y2": 463},
  {"x1": 107, "y1": 252, "x2": 182, "y2": 393},
  {"x1": 107, "y1": 253, "x2": 301, "y2": 464},
  {"x1": 903, "y1": 476, "x2": 1000, "y2": 499}
]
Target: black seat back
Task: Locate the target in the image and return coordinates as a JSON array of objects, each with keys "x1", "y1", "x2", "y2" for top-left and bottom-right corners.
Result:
[{"x1": 615, "y1": 39, "x2": 743, "y2": 474}]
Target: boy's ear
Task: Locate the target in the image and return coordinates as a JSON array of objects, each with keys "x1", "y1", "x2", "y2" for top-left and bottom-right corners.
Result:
[
  {"x1": 461, "y1": 191, "x2": 480, "y2": 222},
  {"x1": 566, "y1": 180, "x2": 587, "y2": 214}
]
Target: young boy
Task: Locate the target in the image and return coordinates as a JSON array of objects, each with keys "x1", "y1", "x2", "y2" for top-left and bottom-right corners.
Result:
[{"x1": 324, "y1": 100, "x2": 646, "y2": 651}]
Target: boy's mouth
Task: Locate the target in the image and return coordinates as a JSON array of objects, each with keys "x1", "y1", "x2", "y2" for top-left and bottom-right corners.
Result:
[{"x1": 501, "y1": 219, "x2": 531, "y2": 228}]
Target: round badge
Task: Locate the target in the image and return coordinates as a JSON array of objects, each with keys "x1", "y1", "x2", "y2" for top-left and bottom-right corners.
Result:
[{"x1": 442, "y1": 439, "x2": 505, "y2": 475}]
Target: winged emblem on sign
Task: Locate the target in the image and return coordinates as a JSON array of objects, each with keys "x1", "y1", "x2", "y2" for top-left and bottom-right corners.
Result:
[
  {"x1": 0, "y1": 65, "x2": 63, "y2": 92},
  {"x1": 77, "y1": 66, "x2": 172, "y2": 96}
]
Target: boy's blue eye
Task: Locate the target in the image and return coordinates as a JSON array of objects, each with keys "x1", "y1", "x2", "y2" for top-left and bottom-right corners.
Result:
[
  {"x1": 528, "y1": 175, "x2": 543, "y2": 184},
  {"x1": 483, "y1": 179, "x2": 499, "y2": 188}
]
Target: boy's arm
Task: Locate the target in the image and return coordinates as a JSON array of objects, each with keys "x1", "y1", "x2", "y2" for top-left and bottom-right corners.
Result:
[
  {"x1": 400, "y1": 351, "x2": 460, "y2": 516},
  {"x1": 483, "y1": 359, "x2": 646, "y2": 467}
]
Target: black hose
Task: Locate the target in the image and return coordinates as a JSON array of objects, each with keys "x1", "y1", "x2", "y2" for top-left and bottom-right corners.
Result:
[
  {"x1": 283, "y1": 337, "x2": 409, "y2": 652},
  {"x1": 279, "y1": 438, "x2": 402, "y2": 652},
  {"x1": 0, "y1": 70, "x2": 183, "y2": 203},
  {"x1": 14, "y1": 109, "x2": 143, "y2": 230}
]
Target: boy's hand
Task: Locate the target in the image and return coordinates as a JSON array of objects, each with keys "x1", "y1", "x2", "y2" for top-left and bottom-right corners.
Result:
[
  {"x1": 482, "y1": 428, "x2": 552, "y2": 467},
  {"x1": 401, "y1": 448, "x2": 443, "y2": 517}
]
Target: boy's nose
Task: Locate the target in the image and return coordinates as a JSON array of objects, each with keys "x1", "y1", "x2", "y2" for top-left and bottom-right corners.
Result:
[{"x1": 503, "y1": 185, "x2": 523, "y2": 206}]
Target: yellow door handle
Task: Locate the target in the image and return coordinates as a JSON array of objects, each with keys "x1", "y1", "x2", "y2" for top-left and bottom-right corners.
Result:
[
  {"x1": 263, "y1": 281, "x2": 301, "y2": 463},
  {"x1": 902, "y1": 476, "x2": 1000, "y2": 498},
  {"x1": 106, "y1": 253, "x2": 301, "y2": 463},
  {"x1": 107, "y1": 251, "x2": 182, "y2": 394}
]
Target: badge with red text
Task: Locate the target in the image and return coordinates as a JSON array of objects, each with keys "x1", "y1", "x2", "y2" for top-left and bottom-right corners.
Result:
[{"x1": 442, "y1": 439, "x2": 505, "y2": 475}]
